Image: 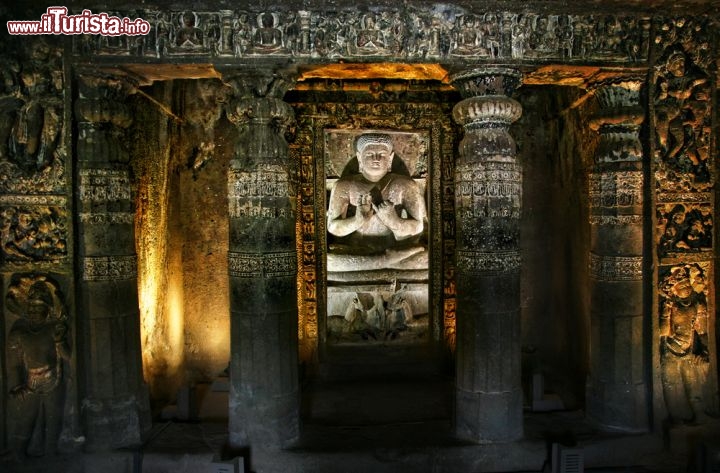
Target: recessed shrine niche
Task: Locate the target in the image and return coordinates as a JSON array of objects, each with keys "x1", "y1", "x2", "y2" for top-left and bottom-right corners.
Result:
[{"x1": 286, "y1": 77, "x2": 458, "y2": 359}]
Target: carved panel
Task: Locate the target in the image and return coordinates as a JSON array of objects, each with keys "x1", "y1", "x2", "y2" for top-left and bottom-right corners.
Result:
[
  {"x1": 658, "y1": 262, "x2": 714, "y2": 422},
  {"x1": 589, "y1": 254, "x2": 643, "y2": 281},
  {"x1": 0, "y1": 38, "x2": 65, "y2": 195},
  {"x1": 589, "y1": 171, "x2": 643, "y2": 211},
  {"x1": 82, "y1": 255, "x2": 137, "y2": 281},
  {"x1": 78, "y1": 169, "x2": 132, "y2": 204},
  {"x1": 653, "y1": 48, "x2": 712, "y2": 194},
  {"x1": 73, "y1": 8, "x2": 648, "y2": 64},
  {"x1": 4, "y1": 273, "x2": 73, "y2": 456},
  {"x1": 0, "y1": 199, "x2": 68, "y2": 264},
  {"x1": 228, "y1": 165, "x2": 293, "y2": 218},
  {"x1": 657, "y1": 202, "x2": 713, "y2": 256}
]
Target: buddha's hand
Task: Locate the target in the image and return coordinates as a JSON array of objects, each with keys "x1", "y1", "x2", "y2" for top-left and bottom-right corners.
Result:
[
  {"x1": 10, "y1": 384, "x2": 31, "y2": 401},
  {"x1": 373, "y1": 200, "x2": 398, "y2": 226},
  {"x1": 356, "y1": 194, "x2": 374, "y2": 219}
]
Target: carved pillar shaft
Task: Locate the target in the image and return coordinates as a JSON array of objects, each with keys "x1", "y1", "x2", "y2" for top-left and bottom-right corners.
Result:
[
  {"x1": 74, "y1": 73, "x2": 149, "y2": 450},
  {"x1": 451, "y1": 68, "x2": 523, "y2": 442},
  {"x1": 586, "y1": 80, "x2": 648, "y2": 431},
  {"x1": 223, "y1": 73, "x2": 299, "y2": 449}
]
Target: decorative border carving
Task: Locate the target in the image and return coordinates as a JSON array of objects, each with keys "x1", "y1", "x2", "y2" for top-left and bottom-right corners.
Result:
[
  {"x1": 79, "y1": 169, "x2": 132, "y2": 203},
  {"x1": 456, "y1": 249, "x2": 521, "y2": 273},
  {"x1": 228, "y1": 251, "x2": 297, "y2": 278},
  {"x1": 83, "y1": 255, "x2": 137, "y2": 281},
  {"x1": 228, "y1": 165, "x2": 292, "y2": 218},
  {"x1": 589, "y1": 215, "x2": 643, "y2": 225},
  {"x1": 79, "y1": 212, "x2": 135, "y2": 225},
  {"x1": 589, "y1": 254, "x2": 643, "y2": 281},
  {"x1": 0, "y1": 195, "x2": 67, "y2": 206},
  {"x1": 589, "y1": 171, "x2": 643, "y2": 210}
]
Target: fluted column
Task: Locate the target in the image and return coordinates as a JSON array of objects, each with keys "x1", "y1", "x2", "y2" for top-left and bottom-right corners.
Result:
[
  {"x1": 586, "y1": 79, "x2": 648, "y2": 431},
  {"x1": 74, "y1": 72, "x2": 150, "y2": 450},
  {"x1": 450, "y1": 68, "x2": 523, "y2": 442},
  {"x1": 222, "y1": 71, "x2": 299, "y2": 449}
]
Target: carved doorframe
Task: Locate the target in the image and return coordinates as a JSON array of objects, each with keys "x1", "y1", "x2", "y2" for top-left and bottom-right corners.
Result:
[{"x1": 290, "y1": 98, "x2": 458, "y2": 360}]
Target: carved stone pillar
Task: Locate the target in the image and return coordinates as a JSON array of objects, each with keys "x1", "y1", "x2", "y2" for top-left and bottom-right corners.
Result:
[
  {"x1": 222, "y1": 71, "x2": 299, "y2": 449},
  {"x1": 450, "y1": 68, "x2": 523, "y2": 442},
  {"x1": 586, "y1": 79, "x2": 648, "y2": 431},
  {"x1": 74, "y1": 72, "x2": 150, "y2": 450}
]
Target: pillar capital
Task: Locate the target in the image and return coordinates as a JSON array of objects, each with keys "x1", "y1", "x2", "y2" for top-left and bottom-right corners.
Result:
[
  {"x1": 450, "y1": 67, "x2": 523, "y2": 98},
  {"x1": 588, "y1": 77, "x2": 646, "y2": 169},
  {"x1": 588, "y1": 77, "x2": 645, "y2": 132}
]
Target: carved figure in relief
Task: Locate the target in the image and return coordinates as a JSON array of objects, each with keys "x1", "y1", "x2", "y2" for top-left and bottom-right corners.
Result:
[
  {"x1": 1, "y1": 207, "x2": 67, "y2": 262},
  {"x1": 655, "y1": 50, "x2": 709, "y2": 171},
  {"x1": 154, "y1": 12, "x2": 173, "y2": 57},
  {"x1": 8, "y1": 40, "x2": 62, "y2": 176},
  {"x1": 451, "y1": 15, "x2": 486, "y2": 56},
  {"x1": 6, "y1": 276, "x2": 71, "y2": 456},
  {"x1": 232, "y1": 13, "x2": 252, "y2": 57},
  {"x1": 659, "y1": 265, "x2": 712, "y2": 424},
  {"x1": 657, "y1": 204, "x2": 712, "y2": 254},
  {"x1": 326, "y1": 133, "x2": 427, "y2": 272},
  {"x1": 249, "y1": 13, "x2": 288, "y2": 54},
  {"x1": 175, "y1": 12, "x2": 204, "y2": 48}
]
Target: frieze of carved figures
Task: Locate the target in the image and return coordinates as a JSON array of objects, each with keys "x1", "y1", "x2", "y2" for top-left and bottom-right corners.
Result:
[
  {"x1": 589, "y1": 254, "x2": 643, "y2": 281},
  {"x1": 0, "y1": 38, "x2": 65, "y2": 195},
  {"x1": 5, "y1": 274, "x2": 73, "y2": 456},
  {"x1": 228, "y1": 251, "x2": 297, "y2": 278},
  {"x1": 73, "y1": 8, "x2": 647, "y2": 63},
  {"x1": 82, "y1": 255, "x2": 137, "y2": 281},
  {"x1": 657, "y1": 202, "x2": 713, "y2": 255},
  {"x1": 1, "y1": 205, "x2": 67, "y2": 263},
  {"x1": 658, "y1": 262, "x2": 714, "y2": 424},
  {"x1": 653, "y1": 47, "x2": 712, "y2": 194}
]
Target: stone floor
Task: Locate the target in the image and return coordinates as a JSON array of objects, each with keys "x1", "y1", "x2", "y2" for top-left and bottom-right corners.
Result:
[{"x1": 3, "y1": 343, "x2": 719, "y2": 472}]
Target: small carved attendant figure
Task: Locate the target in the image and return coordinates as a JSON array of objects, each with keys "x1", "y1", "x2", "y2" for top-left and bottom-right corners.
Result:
[
  {"x1": 660, "y1": 265, "x2": 710, "y2": 424},
  {"x1": 327, "y1": 133, "x2": 427, "y2": 272},
  {"x1": 6, "y1": 277, "x2": 71, "y2": 456}
]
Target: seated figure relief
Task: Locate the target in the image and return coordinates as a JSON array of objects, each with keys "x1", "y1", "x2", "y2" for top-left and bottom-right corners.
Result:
[{"x1": 326, "y1": 132, "x2": 428, "y2": 273}]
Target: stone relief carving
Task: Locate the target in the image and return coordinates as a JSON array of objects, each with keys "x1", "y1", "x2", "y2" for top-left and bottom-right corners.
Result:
[
  {"x1": 324, "y1": 129, "x2": 430, "y2": 345},
  {"x1": 228, "y1": 251, "x2": 297, "y2": 278},
  {"x1": 291, "y1": 100, "x2": 452, "y2": 350},
  {"x1": 589, "y1": 254, "x2": 643, "y2": 281},
  {"x1": 228, "y1": 165, "x2": 293, "y2": 219},
  {"x1": 325, "y1": 130, "x2": 429, "y2": 274},
  {"x1": 82, "y1": 255, "x2": 137, "y2": 281},
  {"x1": 5, "y1": 274, "x2": 73, "y2": 456},
  {"x1": 0, "y1": 204, "x2": 67, "y2": 263},
  {"x1": 327, "y1": 285, "x2": 428, "y2": 343},
  {"x1": 73, "y1": 8, "x2": 647, "y2": 63},
  {"x1": 0, "y1": 38, "x2": 65, "y2": 195},
  {"x1": 589, "y1": 171, "x2": 643, "y2": 210},
  {"x1": 659, "y1": 262, "x2": 714, "y2": 423},
  {"x1": 657, "y1": 203, "x2": 713, "y2": 255},
  {"x1": 653, "y1": 48, "x2": 712, "y2": 194}
]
